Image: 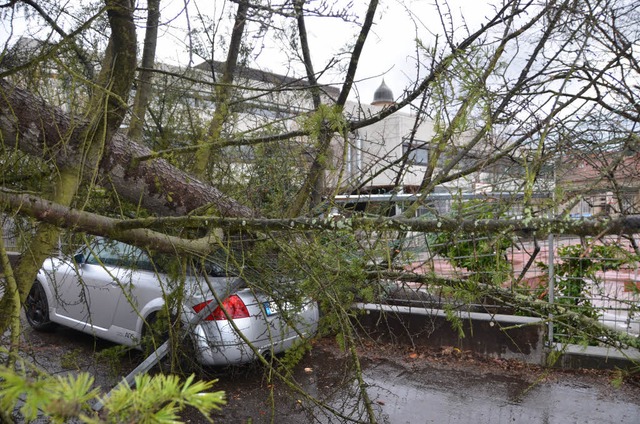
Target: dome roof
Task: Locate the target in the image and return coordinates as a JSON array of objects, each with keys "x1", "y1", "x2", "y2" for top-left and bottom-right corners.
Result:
[{"x1": 372, "y1": 79, "x2": 395, "y2": 106}]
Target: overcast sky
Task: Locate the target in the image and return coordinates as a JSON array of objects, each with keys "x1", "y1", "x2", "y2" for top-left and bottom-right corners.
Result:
[
  {"x1": 157, "y1": 0, "x2": 498, "y2": 103},
  {"x1": 0, "y1": 0, "x2": 499, "y2": 103}
]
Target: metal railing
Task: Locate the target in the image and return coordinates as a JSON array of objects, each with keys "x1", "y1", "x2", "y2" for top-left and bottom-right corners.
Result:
[
  {"x1": 1, "y1": 218, "x2": 19, "y2": 251},
  {"x1": 391, "y1": 230, "x2": 640, "y2": 345}
]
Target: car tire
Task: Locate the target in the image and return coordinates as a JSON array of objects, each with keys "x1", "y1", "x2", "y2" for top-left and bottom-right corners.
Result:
[
  {"x1": 141, "y1": 312, "x2": 169, "y2": 354},
  {"x1": 24, "y1": 281, "x2": 56, "y2": 331}
]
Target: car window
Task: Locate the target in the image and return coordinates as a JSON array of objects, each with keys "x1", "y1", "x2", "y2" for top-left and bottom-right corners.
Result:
[
  {"x1": 180, "y1": 255, "x2": 237, "y2": 278},
  {"x1": 84, "y1": 239, "x2": 155, "y2": 272},
  {"x1": 203, "y1": 260, "x2": 229, "y2": 277}
]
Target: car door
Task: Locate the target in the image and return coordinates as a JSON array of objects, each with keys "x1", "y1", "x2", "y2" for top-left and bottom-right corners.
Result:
[
  {"x1": 109, "y1": 249, "x2": 167, "y2": 343},
  {"x1": 52, "y1": 239, "x2": 134, "y2": 334}
]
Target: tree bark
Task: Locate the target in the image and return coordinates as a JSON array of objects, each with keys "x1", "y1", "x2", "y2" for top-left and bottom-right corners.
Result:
[
  {"x1": 142, "y1": 214, "x2": 640, "y2": 238},
  {"x1": 193, "y1": 0, "x2": 249, "y2": 177},
  {"x1": 7, "y1": 188, "x2": 640, "y2": 240},
  {"x1": 0, "y1": 0, "x2": 141, "y2": 335},
  {"x1": 128, "y1": 0, "x2": 160, "y2": 140},
  {"x1": 0, "y1": 190, "x2": 219, "y2": 255},
  {"x1": 0, "y1": 79, "x2": 255, "y2": 219}
]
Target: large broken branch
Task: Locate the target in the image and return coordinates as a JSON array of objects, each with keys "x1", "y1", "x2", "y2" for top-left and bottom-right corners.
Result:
[
  {"x1": 114, "y1": 214, "x2": 640, "y2": 237},
  {"x1": 5, "y1": 187, "x2": 640, "y2": 239},
  {"x1": 0, "y1": 189, "x2": 218, "y2": 255}
]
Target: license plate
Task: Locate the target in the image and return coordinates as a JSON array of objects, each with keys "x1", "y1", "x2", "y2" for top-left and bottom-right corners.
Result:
[
  {"x1": 264, "y1": 301, "x2": 277, "y2": 316},
  {"x1": 264, "y1": 301, "x2": 298, "y2": 316}
]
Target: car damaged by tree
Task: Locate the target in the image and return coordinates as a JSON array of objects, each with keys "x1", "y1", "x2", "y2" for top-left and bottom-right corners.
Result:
[{"x1": 24, "y1": 238, "x2": 319, "y2": 366}]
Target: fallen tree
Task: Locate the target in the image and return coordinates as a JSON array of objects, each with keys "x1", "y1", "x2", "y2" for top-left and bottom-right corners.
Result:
[{"x1": 0, "y1": 79, "x2": 255, "y2": 219}]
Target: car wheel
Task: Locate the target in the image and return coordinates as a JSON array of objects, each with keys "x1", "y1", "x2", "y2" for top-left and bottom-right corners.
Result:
[
  {"x1": 141, "y1": 312, "x2": 171, "y2": 354},
  {"x1": 24, "y1": 281, "x2": 56, "y2": 331}
]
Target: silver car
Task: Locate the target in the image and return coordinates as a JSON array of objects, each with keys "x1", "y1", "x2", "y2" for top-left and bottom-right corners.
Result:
[{"x1": 24, "y1": 238, "x2": 319, "y2": 365}]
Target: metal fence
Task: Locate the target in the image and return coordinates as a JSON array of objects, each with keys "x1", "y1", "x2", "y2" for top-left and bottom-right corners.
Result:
[
  {"x1": 544, "y1": 235, "x2": 640, "y2": 343},
  {"x1": 1, "y1": 217, "x2": 19, "y2": 250},
  {"x1": 335, "y1": 192, "x2": 640, "y2": 345},
  {"x1": 394, "y1": 231, "x2": 640, "y2": 345}
]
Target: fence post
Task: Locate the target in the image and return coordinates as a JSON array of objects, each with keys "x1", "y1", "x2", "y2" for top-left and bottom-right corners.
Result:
[{"x1": 547, "y1": 233, "x2": 555, "y2": 346}]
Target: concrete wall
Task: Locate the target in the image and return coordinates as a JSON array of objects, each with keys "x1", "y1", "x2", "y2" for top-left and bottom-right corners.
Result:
[
  {"x1": 551, "y1": 343, "x2": 640, "y2": 370},
  {"x1": 354, "y1": 303, "x2": 547, "y2": 365},
  {"x1": 354, "y1": 303, "x2": 640, "y2": 370}
]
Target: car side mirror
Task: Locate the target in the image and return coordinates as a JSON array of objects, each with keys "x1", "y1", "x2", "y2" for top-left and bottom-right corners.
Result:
[{"x1": 73, "y1": 253, "x2": 85, "y2": 266}]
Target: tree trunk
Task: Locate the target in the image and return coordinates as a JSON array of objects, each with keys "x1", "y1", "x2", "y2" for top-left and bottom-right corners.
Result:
[
  {"x1": 0, "y1": 79, "x2": 255, "y2": 219},
  {"x1": 128, "y1": 0, "x2": 160, "y2": 141},
  {"x1": 0, "y1": 0, "x2": 139, "y2": 334},
  {"x1": 193, "y1": 0, "x2": 249, "y2": 177}
]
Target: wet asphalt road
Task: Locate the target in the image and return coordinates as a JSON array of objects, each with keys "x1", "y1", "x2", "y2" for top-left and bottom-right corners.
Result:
[{"x1": 10, "y1": 322, "x2": 640, "y2": 424}]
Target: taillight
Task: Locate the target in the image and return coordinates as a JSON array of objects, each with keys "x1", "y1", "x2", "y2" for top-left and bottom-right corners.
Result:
[{"x1": 193, "y1": 295, "x2": 250, "y2": 321}]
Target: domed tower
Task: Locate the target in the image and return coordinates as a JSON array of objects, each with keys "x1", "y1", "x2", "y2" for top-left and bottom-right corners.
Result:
[{"x1": 371, "y1": 79, "x2": 395, "y2": 107}]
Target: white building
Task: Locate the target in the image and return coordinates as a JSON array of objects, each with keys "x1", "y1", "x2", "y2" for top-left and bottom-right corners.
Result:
[{"x1": 337, "y1": 80, "x2": 437, "y2": 194}]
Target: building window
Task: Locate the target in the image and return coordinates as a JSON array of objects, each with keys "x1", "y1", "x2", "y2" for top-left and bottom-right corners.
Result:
[{"x1": 402, "y1": 141, "x2": 428, "y2": 166}]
